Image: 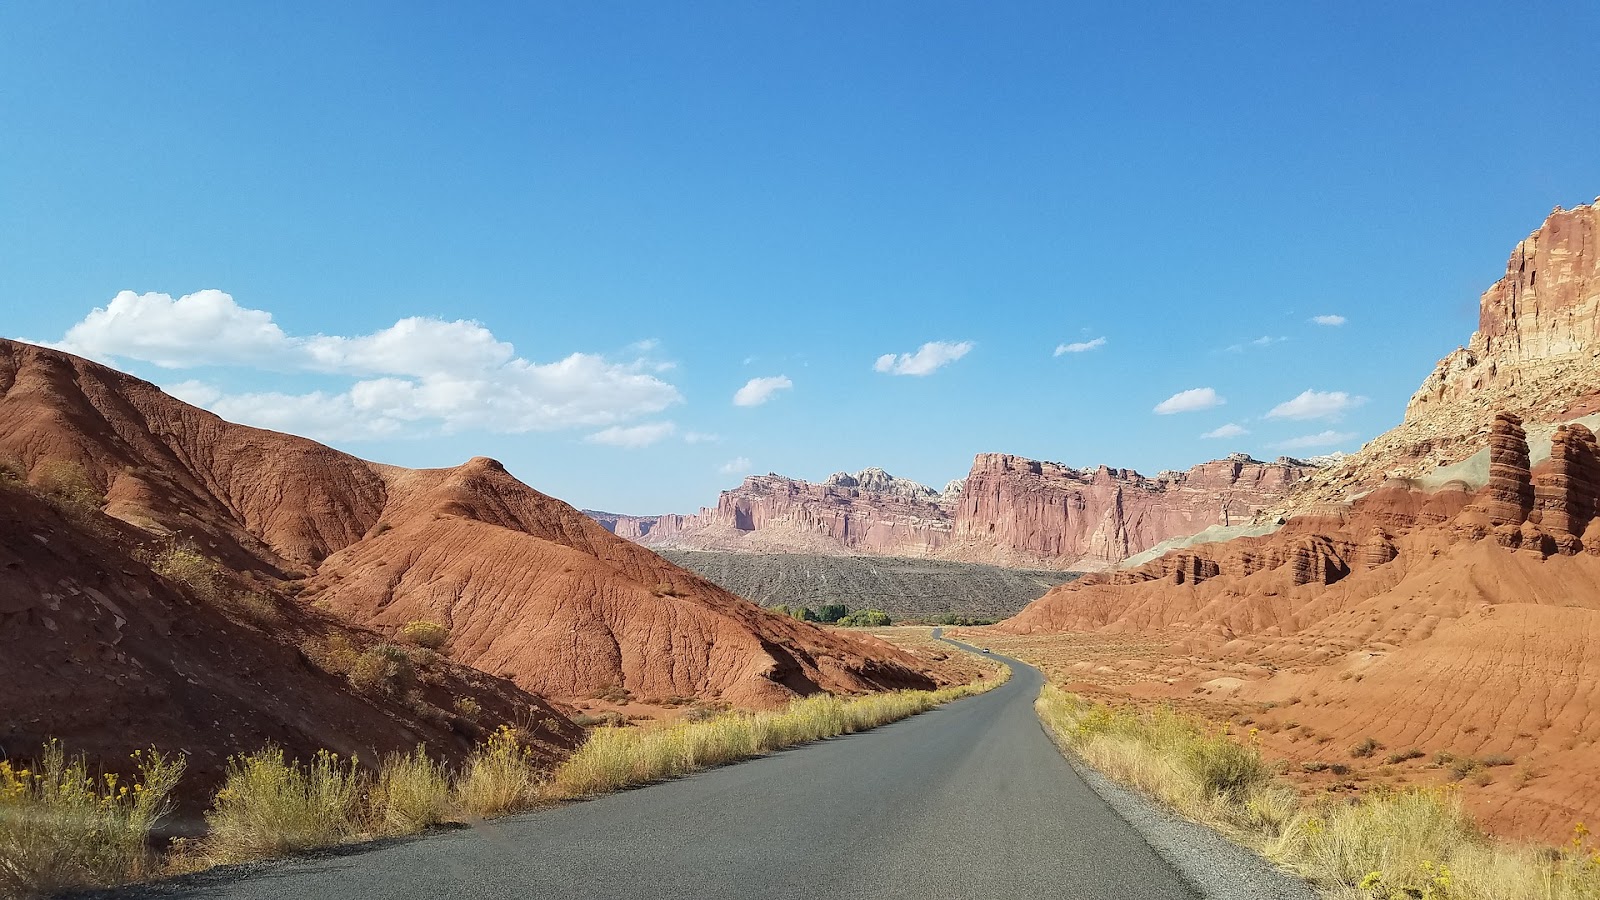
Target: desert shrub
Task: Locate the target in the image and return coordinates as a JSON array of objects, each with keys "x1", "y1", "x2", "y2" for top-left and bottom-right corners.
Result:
[
  {"x1": 34, "y1": 460, "x2": 103, "y2": 513},
  {"x1": 348, "y1": 644, "x2": 415, "y2": 695},
  {"x1": 202, "y1": 748, "x2": 364, "y2": 864},
  {"x1": 0, "y1": 742, "x2": 183, "y2": 897},
  {"x1": 452, "y1": 697, "x2": 483, "y2": 720},
  {"x1": 223, "y1": 591, "x2": 283, "y2": 626},
  {"x1": 454, "y1": 726, "x2": 544, "y2": 819},
  {"x1": 1385, "y1": 748, "x2": 1425, "y2": 765},
  {"x1": 302, "y1": 633, "x2": 361, "y2": 675},
  {"x1": 1481, "y1": 753, "x2": 1514, "y2": 768},
  {"x1": 1350, "y1": 736, "x2": 1382, "y2": 758},
  {"x1": 147, "y1": 544, "x2": 222, "y2": 602},
  {"x1": 370, "y1": 747, "x2": 451, "y2": 835},
  {"x1": 398, "y1": 621, "x2": 449, "y2": 649}
]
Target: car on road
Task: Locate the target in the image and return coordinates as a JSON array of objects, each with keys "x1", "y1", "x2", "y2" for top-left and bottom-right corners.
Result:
[{"x1": 981, "y1": 648, "x2": 991, "y2": 653}]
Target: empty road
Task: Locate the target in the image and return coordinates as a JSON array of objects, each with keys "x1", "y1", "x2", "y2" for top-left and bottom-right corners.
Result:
[{"x1": 133, "y1": 639, "x2": 1200, "y2": 900}]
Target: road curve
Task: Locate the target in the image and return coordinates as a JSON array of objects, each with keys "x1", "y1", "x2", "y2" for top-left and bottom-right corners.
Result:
[{"x1": 128, "y1": 639, "x2": 1199, "y2": 900}]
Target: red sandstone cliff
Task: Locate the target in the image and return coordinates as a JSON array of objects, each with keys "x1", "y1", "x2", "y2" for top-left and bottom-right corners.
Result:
[
  {"x1": 611, "y1": 454, "x2": 1316, "y2": 570},
  {"x1": 942, "y1": 452, "x2": 1314, "y2": 570}
]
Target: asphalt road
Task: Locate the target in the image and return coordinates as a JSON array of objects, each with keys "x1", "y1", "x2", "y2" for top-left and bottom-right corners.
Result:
[{"x1": 129, "y1": 638, "x2": 1200, "y2": 900}]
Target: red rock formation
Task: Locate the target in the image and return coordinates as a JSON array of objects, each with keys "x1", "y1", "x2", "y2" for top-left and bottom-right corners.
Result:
[
  {"x1": 1534, "y1": 423, "x2": 1600, "y2": 552},
  {"x1": 0, "y1": 339, "x2": 938, "y2": 711},
  {"x1": 632, "y1": 469, "x2": 959, "y2": 556},
  {"x1": 943, "y1": 452, "x2": 1315, "y2": 570},
  {"x1": 0, "y1": 478, "x2": 579, "y2": 812},
  {"x1": 1475, "y1": 412, "x2": 1535, "y2": 528}
]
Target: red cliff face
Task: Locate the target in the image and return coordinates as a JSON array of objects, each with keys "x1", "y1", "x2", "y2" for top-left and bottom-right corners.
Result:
[
  {"x1": 634, "y1": 469, "x2": 958, "y2": 556},
  {"x1": 943, "y1": 452, "x2": 1315, "y2": 570},
  {"x1": 621, "y1": 455, "x2": 1316, "y2": 569}
]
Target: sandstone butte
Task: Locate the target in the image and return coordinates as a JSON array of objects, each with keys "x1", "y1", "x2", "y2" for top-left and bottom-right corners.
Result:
[
  {"x1": 991, "y1": 199, "x2": 1600, "y2": 844},
  {"x1": 0, "y1": 339, "x2": 940, "y2": 791},
  {"x1": 597, "y1": 456, "x2": 1316, "y2": 570}
]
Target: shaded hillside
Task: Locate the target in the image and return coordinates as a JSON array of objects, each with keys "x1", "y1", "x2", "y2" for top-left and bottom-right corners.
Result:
[
  {"x1": 0, "y1": 339, "x2": 939, "y2": 711},
  {"x1": 660, "y1": 551, "x2": 1078, "y2": 620},
  {"x1": 0, "y1": 477, "x2": 579, "y2": 813}
]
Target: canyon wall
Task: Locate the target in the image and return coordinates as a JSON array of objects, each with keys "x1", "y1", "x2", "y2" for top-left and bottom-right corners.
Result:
[{"x1": 615, "y1": 456, "x2": 1318, "y2": 570}]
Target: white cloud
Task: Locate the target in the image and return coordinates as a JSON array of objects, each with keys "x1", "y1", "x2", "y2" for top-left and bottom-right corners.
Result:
[
  {"x1": 1273, "y1": 430, "x2": 1359, "y2": 451},
  {"x1": 719, "y1": 456, "x2": 753, "y2": 475},
  {"x1": 733, "y1": 375, "x2": 792, "y2": 407},
  {"x1": 585, "y1": 422, "x2": 677, "y2": 448},
  {"x1": 1054, "y1": 337, "x2": 1107, "y2": 356},
  {"x1": 682, "y1": 431, "x2": 721, "y2": 444},
  {"x1": 1200, "y1": 423, "x2": 1249, "y2": 439},
  {"x1": 1311, "y1": 315, "x2": 1346, "y2": 326},
  {"x1": 1266, "y1": 389, "x2": 1366, "y2": 421},
  {"x1": 873, "y1": 341, "x2": 973, "y2": 376},
  {"x1": 1153, "y1": 387, "x2": 1224, "y2": 415},
  {"x1": 1225, "y1": 335, "x2": 1286, "y2": 353},
  {"x1": 46, "y1": 290, "x2": 682, "y2": 442}
]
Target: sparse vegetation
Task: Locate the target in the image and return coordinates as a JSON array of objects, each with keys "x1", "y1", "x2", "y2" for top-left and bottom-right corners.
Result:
[
  {"x1": 201, "y1": 747, "x2": 364, "y2": 865},
  {"x1": 146, "y1": 543, "x2": 223, "y2": 602},
  {"x1": 0, "y1": 742, "x2": 184, "y2": 898},
  {"x1": 33, "y1": 460, "x2": 104, "y2": 514},
  {"x1": 550, "y1": 664, "x2": 1008, "y2": 798},
  {"x1": 1350, "y1": 736, "x2": 1382, "y2": 759},
  {"x1": 835, "y1": 609, "x2": 892, "y2": 627},
  {"x1": 1036, "y1": 686, "x2": 1600, "y2": 899},
  {"x1": 398, "y1": 621, "x2": 450, "y2": 649},
  {"x1": 348, "y1": 644, "x2": 416, "y2": 695}
]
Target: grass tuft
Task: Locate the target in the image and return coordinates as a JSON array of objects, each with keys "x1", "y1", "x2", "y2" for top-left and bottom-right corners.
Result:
[
  {"x1": 201, "y1": 748, "x2": 364, "y2": 864},
  {"x1": 1036, "y1": 685, "x2": 1600, "y2": 900},
  {"x1": 0, "y1": 742, "x2": 184, "y2": 898}
]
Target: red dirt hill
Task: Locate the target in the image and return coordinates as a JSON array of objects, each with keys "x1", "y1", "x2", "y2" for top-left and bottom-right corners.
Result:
[
  {"x1": 995, "y1": 414, "x2": 1600, "y2": 841},
  {"x1": 0, "y1": 339, "x2": 936, "y2": 711},
  {"x1": 0, "y1": 477, "x2": 580, "y2": 813}
]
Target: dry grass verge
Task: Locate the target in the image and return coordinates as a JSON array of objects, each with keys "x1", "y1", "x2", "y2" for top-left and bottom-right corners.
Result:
[
  {"x1": 2, "y1": 661, "x2": 1006, "y2": 897},
  {"x1": 1036, "y1": 685, "x2": 1600, "y2": 900},
  {"x1": 0, "y1": 742, "x2": 184, "y2": 898},
  {"x1": 550, "y1": 668, "x2": 1007, "y2": 798}
]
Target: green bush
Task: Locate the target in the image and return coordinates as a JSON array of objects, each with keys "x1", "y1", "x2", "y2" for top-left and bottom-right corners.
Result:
[
  {"x1": 398, "y1": 621, "x2": 450, "y2": 649},
  {"x1": 348, "y1": 645, "x2": 415, "y2": 695},
  {"x1": 836, "y1": 609, "x2": 891, "y2": 627}
]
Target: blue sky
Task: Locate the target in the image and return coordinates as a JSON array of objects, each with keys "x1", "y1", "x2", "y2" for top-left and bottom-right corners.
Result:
[{"x1": 3, "y1": 2, "x2": 1598, "y2": 513}]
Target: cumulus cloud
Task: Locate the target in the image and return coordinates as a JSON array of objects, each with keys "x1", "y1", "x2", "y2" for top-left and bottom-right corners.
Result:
[
  {"x1": 682, "y1": 431, "x2": 720, "y2": 444},
  {"x1": 45, "y1": 290, "x2": 682, "y2": 442},
  {"x1": 873, "y1": 341, "x2": 973, "y2": 376},
  {"x1": 1054, "y1": 337, "x2": 1106, "y2": 356},
  {"x1": 1201, "y1": 423, "x2": 1249, "y2": 439},
  {"x1": 733, "y1": 375, "x2": 793, "y2": 407},
  {"x1": 1154, "y1": 387, "x2": 1224, "y2": 415},
  {"x1": 719, "y1": 456, "x2": 753, "y2": 475},
  {"x1": 1311, "y1": 315, "x2": 1346, "y2": 326},
  {"x1": 1273, "y1": 430, "x2": 1359, "y2": 451},
  {"x1": 585, "y1": 422, "x2": 677, "y2": 448},
  {"x1": 1266, "y1": 389, "x2": 1366, "y2": 421}
]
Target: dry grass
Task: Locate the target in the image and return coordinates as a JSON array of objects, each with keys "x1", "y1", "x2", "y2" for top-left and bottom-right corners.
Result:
[
  {"x1": 452, "y1": 726, "x2": 544, "y2": 819},
  {"x1": 200, "y1": 748, "x2": 364, "y2": 865},
  {"x1": 550, "y1": 664, "x2": 1008, "y2": 798},
  {"x1": 1036, "y1": 685, "x2": 1600, "y2": 899},
  {"x1": 0, "y1": 742, "x2": 184, "y2": 898},
  {"x1": 7, "y1": 658, "x2": 1008, "y2": 893},
  {"x1": 398, "y1": 621, "x2": 450, "y2": 649}
]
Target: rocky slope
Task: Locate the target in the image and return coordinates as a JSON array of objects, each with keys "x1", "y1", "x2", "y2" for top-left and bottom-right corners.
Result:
[
  {"x1": 1273, "y1": 200, "x2": 1600, "y2": 516},
  {"x1": 990, "y1": 201, "x2": 1600, "y2": 843},
  {"x1": 0, "y1": 476, "x2": 581, "y2": 812},
  {"x1": 0, "y1": 339, "x2": 939, "y2": 716},
  {"x1": 614, "y1": 456, "x2": 1316, "y2": 570},
  {"x1": 996, "y1": 415, "x2": 1600, "y2": 841}
]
